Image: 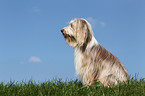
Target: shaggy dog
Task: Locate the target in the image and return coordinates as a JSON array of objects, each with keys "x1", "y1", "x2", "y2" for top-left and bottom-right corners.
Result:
[{"x1": 61, "y1": 18, "x2": 129, "y2": 86}]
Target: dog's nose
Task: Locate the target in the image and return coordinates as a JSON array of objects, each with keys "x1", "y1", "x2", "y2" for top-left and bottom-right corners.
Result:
[{"x1": 61, "y1": 29, "x2": 64, "y2": 33}]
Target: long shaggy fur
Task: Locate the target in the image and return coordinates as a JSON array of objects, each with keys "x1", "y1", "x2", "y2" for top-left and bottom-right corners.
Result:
[{"x1": 61, "y1": 18, "x2": 129, "y2": 86}]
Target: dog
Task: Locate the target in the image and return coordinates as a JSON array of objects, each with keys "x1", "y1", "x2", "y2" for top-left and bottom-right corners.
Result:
[{"x1": 61, "y1": 18, "x2": 129, "y2": 86}]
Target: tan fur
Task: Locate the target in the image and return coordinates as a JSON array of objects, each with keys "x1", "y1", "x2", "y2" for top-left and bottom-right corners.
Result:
[
  {"x1": 61, "y1": 18, "x2": 129, "y2": 86},
  {"x1": 81, "y1": 44, "x2": 129, "y2": 86}
]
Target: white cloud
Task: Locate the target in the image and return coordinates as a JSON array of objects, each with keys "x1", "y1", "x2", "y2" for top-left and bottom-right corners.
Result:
[
  {"x1": 29, "y1": 56, "x2": 41, "y2": 63},
  {"x1": 86, "y1": 17, "x2": 106, "y2": 28},
  {"x1": 86, "y1": 17, "x2": 97, "y2": 28}
]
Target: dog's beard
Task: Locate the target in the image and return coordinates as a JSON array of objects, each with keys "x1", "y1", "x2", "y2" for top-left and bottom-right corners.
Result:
[
  {"x1": 61, "y1": 29, "x2": 77, "y2": 47},
  {"x1": 62, "y1": 32, "x2": 76, "y2": 42}
]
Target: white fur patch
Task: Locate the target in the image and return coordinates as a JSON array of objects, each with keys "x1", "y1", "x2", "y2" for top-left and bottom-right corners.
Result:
[{"x1": 74, "y1": 47, "x2": 82, "y2": 77}]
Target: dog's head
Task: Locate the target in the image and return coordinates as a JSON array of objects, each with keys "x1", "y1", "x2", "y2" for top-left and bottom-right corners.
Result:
[{"x1": 61, "y1": 18, "x2": 93, "y2": 50}]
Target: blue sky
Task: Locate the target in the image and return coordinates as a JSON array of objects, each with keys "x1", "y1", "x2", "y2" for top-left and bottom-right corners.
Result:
[{"x1": 0, "y1": 0, "x2": 145, "y2": 82}]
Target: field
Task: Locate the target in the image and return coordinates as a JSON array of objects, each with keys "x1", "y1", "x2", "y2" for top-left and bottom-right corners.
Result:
[{"x1": 0, "y1": 76, "x2": 145, "y2": 96}]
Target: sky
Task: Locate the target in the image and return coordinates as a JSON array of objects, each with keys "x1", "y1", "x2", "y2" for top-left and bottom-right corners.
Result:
[{"x1": 0, "y1": 0, "x2": 145, "y2": 83}]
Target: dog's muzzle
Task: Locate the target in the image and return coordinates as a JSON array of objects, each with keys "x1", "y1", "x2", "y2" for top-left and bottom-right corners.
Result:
[
  {"x1": 61, "y1": 29, "x2": 66, "y2": 38},
  {"x1": 61, "y1": 29, "x2": 68, "y2": 39},
  {"x1": 60, "y1": 29, "x2": 76, "y2": 41},
  {"x1": 61, "y1": 29, "x2": 64, "y2": 33}
]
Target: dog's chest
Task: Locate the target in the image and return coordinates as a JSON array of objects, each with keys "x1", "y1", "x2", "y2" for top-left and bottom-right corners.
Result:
[{"x1": 74, "y1": 48, "x2": 83, "y2": 75}]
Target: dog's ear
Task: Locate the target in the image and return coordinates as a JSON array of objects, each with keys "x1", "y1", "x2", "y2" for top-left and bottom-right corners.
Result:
[{"x1": 76, "y1": 19, "x2": 92, "y2": 51}]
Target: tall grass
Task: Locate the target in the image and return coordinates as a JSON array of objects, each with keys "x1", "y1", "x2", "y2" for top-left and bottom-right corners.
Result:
[{"x1": 0, "y1": 76, "x2": 144, "y2": 96}]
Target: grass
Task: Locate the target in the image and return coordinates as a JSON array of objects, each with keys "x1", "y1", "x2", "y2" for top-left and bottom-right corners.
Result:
[{"x1": 0, "y1": 76, "x2": 145, "y2": 96}]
